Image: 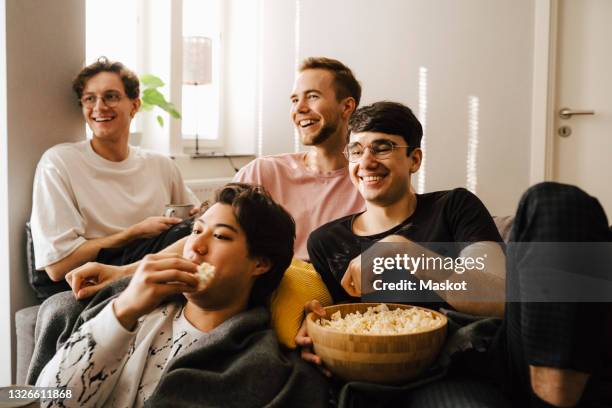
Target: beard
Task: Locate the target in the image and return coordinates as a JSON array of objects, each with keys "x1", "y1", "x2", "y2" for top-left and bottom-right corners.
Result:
[{"x1": 300, "y1": 120, "x2": 339, "y2": 146}]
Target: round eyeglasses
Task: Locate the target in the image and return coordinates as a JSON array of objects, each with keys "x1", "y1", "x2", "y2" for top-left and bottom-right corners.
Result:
[
  {"x1": 80, "y1": 91, "x2": 125, "y2": 108},
  {"x1": 343, "y1": 140, "x2": 410, "y2": 162}
]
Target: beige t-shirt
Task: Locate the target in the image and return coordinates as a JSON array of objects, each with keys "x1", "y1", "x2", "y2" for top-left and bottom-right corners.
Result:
[
  {"x1": 30, "y1": 140, "x2": 199, "y2": 269},
  {"x1": 234, "y1": 152, "x2": 365, "y2": 260}
]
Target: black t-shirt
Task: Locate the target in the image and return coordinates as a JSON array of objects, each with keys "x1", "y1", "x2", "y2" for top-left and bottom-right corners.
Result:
[{"x1": 307, "y1": 188, "x2": 502, "y2": 303}]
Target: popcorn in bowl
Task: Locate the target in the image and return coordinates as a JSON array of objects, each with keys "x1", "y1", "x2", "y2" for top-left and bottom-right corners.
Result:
[
  {"x1": 315, "y1": 303, "x2": 443, "y2": 335},
  {"x1": 307, "y1": 303, "x2": 448, "y2": 383},
  {"x1": 196, "y1": 262, "x2": 216, "y2": 290}
]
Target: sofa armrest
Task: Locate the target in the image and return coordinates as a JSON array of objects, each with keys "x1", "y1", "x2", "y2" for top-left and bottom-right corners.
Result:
[{"x1": 15, "y1": 305, "x2": 40, "y2": 385}]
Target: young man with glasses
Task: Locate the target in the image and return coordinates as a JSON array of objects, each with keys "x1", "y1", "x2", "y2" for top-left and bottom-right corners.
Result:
[
  {"x1": 299, "y1": 101, "x2": 611, "y2": 407},
  {"x1": 305, "y1": 101, "x2": 506, "y2": 311},
  {"x1": 30, "y1": 57, "x2": 198, "y2": 290}
]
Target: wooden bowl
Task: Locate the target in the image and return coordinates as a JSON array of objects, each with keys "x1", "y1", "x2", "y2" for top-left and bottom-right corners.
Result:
[{"x1": 306, "y1": 303, "x2": 447, "y2": 384}]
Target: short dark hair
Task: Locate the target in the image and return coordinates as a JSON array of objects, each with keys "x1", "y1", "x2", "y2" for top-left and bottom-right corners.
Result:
[
  {"x1": 72, "y1": 57, "x2": 140, "y2": 103},
  {"x1": 299, "y1": 57, "x2": 361, "y2": 107},
  {"x1": 214, "y1": 183, "x2": 295, "y2": 308},
  {"x1": 349, "y1": 101, "x2": 423, "y2": 153}
]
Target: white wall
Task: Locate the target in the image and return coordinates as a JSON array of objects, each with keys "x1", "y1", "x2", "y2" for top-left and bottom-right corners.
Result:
[
  {"x1": 0, "y1": 0, "x2": 85, "y2": 384},
  {"x1": 248, "y1": 0, "x2": 534, "y2": 215},
  {"x1": 258, "y1": 0, "x2": 298, "y2": 155}
]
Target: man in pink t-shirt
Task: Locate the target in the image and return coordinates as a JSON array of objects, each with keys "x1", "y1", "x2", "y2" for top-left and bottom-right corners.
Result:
[{"x1": 234, "y1": 57, "x2": 365, "y2": 260}]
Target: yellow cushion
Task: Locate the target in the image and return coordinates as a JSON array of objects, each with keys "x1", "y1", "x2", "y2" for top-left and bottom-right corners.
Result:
[{"x1": 270, "y1": 258, "x2": 333, "y2": 348}]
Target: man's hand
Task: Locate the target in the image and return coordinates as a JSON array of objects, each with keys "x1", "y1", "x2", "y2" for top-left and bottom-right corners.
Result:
[
  {"x1": 340, "y1": 255, "x2": 362, "y2": 297},
  {"x1": 341, "y1": 235, "x2": 410, "y2": 297},
  {"x1": 112, "y1": 253, "x2": 199, "y2": 330},
  {"x1": 190, "y1": 200, "x2": 209, "y2": 216},
  {"x1": 295, "y1": 300, "x2": 331, "y2": 377},
  {"x1": 66, "y1": 262, "x2": 130, "y2": 300},
  {"x1": 127, "y1": 216, "x2": 182, "y2": 239}
]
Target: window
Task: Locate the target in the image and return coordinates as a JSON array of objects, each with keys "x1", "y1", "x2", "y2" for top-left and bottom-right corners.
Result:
[
  {"x1": 85, "y1": 0, "x2": 141, "y2": 136},
  {"x1": 182, "y1": 0, "x2": 222, "y2": 145},
  {"x1": 85, "y1": 0, "x2": 139, "y2": 71},
  {"x1": 85, "y1": 0, "x2": 224, "y2": 149}
]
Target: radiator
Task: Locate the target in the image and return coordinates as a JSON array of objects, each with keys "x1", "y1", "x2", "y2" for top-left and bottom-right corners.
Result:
[{"x1": 186, "y1": 177, "x2": 233, "y2": 203}]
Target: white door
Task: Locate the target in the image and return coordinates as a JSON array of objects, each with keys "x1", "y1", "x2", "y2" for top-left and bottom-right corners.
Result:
[{"x1": 553, "y1": 0, "x2": 612, "y2": 219}]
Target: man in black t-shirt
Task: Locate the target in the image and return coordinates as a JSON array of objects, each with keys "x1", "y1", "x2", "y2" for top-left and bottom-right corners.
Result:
[
  {"x1": 306, "y1": 101, "x2": 506, "y2": 315},
  {"x1": 308, "y1": 188, "x2": 503, "y2": 304}
]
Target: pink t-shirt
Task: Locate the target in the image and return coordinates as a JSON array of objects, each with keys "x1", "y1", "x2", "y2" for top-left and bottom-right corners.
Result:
[{"x1": 233, "y1": 152, "x2": 365, "y2": 261}]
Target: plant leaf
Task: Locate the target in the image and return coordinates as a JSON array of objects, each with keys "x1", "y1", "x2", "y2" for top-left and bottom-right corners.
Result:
[
  {"x1": 168, "y1": 108, "x2": 181, "y2": 119},
  {"x1": 138, "y1": 73, "x2": 182, "y2": 126},
  {"x1": 161, "y1": 102, "x2": 181, "y2": 118},
  {"x1": 140, "y1": 74, "x2": 165, "y2": 88},
  {"x1": 139, "y1": 101, "x2": 154, "y2": 112},
  {"x1": 142, "y1": 88, "x2": 167, "y2": 106}
]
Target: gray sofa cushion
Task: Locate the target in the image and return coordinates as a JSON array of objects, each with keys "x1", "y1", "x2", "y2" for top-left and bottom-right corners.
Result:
[
  {"x1": 26, "y1": 222, "x2": 70, "y2": 300},
  {"x1": 15, "y1": 305, "x2": 40, "y2": 385}
]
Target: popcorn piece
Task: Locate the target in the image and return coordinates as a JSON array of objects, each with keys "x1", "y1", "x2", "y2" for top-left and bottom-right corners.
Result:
[{"x1": 196, "y1": 262, "x2": 216, "y2": 290}]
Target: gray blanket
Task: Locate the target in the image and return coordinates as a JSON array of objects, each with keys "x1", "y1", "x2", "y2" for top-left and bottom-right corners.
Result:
[
  {"x1": 28, "y1": 282, "x2": 510, "y2": 408},
  {"x1": 27, "y1": 279, "x2": 330, "y2": 407}
]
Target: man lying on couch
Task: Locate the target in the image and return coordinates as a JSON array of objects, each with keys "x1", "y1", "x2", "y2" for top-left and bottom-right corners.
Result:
[
  {"x1": 33, "y1": 183, "x2": 329, "y2": 407},
  {"x1": 298, "y1": 102, "x2": 612, "y2": 407}
]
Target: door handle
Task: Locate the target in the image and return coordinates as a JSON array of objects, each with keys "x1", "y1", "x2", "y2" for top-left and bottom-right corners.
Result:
[{"x1": 559, "y1": 107, "x2": 595, "y2": 119}]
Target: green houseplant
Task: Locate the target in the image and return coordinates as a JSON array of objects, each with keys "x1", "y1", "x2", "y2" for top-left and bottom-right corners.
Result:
[{"x1": 139, "y1": 74, "x2": 181, "y2": 127}]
